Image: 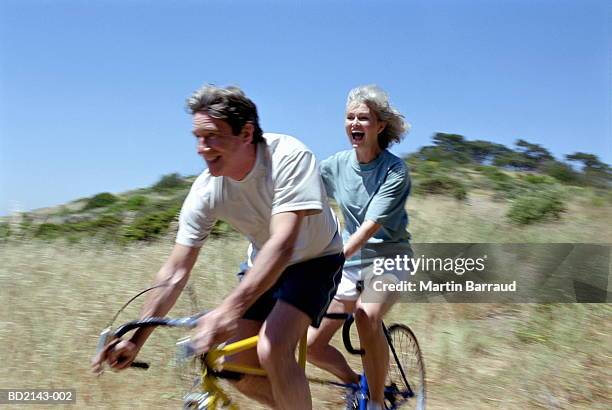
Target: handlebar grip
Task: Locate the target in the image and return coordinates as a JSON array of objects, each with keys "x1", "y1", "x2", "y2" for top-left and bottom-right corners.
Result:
[
  {"x1": 130, "y1": 361, "x2": 149, "y2": 369},
  {"x1": 342, "y1": 314, "x2": 365, "y2": 355},
  {"x1": 176, "y1": 338, "x2": 196, "y2": 362}
]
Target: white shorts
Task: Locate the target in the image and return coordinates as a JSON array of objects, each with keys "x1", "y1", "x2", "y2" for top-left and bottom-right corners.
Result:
[{"x1": 335, "y1": 263, "x2": 411, "y2": 301}]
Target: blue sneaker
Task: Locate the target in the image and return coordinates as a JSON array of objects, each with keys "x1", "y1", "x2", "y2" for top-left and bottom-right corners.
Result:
[
  {"x1": 344, "y1": 386, "x2": 358, "y2": 410},
  {"x1": 346, "y1": 375, "x2": 367, "y2": 410}
]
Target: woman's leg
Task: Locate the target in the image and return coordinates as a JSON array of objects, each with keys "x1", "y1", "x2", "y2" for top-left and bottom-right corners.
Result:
[
  {"x1": 306, "y1": 298, "x2": 359, "y2": 384},
  {"x1": 354, "y1": 297, "x2": 396, "y2": 408}
]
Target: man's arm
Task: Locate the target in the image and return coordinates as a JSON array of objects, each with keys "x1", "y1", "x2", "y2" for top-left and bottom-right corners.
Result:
[
  {"x1": 222, "y1": 210, "x2": 306, "y2": 316},
  {"x1": 191, "y1": 210, "x2": 307, "y2": 353},
  {"x1": 129, "y1": 243, "x2": 201, "y2": 348}
]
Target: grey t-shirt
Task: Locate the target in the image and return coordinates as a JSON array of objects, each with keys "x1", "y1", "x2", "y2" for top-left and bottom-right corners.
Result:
[
  {"x1": 320, "y1": 149, "x2": 411, "y2": 268},
  {"x1": 176, "y1": 133, "x2": 342, "y2": 267}
]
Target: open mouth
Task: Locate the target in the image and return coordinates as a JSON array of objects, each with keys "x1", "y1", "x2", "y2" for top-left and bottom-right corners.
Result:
[
  {"x1": 351, "y1": 131, "x2": 365, "y2": 144},
  {"x1": 204, "y1": 155, "x2": 221, "y2": 166}
]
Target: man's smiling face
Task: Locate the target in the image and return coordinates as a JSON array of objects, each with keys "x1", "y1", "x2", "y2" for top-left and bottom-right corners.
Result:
[{"x1": 192, "y1": 112, "x2": 252, "y2": 178}]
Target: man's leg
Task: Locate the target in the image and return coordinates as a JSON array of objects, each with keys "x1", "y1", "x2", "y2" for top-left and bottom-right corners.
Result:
[
  {"x1": 354, "y1": 298, "x2": 395, "y2": 409},
  {"x1": 306, "y1": 298, "x2": 359, "y2": 384},
  {"x1": 257, "y1": 300, "x2": 312, "y2": 410},
  {"x1": 225, "y1": 318, "x2": 276, "y2": 407}
]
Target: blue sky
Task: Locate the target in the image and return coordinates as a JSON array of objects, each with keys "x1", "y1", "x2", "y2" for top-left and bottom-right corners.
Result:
[{"x1": 1, "y1": 0, "x2": 610, "y2": 215}]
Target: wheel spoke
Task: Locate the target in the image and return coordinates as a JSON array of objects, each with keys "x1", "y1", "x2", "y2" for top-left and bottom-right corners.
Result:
[{"x1": 385, "y1": 324, "x2": 426, "y2": 410}]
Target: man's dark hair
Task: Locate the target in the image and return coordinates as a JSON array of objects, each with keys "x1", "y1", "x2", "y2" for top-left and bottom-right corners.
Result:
[{"x1": 186, "y1": 84, "x2": 264, "y2": 144}]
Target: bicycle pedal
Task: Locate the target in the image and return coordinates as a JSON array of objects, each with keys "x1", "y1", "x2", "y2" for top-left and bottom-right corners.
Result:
[{"x1": 183, "y1": 392, "x2": 214, "y2": 409}]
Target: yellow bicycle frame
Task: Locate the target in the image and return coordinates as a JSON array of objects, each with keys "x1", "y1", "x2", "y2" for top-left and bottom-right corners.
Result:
[{"x1": 192, "y1": 333, "x2": 308, "y2": 409}]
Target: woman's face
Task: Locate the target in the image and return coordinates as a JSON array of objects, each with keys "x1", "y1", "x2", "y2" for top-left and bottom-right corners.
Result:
[{"x1": 345, "y1": 102, "x2": 385, "y2": 150}]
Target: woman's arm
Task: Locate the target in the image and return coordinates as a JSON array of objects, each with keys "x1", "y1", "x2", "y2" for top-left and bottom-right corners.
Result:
[{"x1": 343, "y1": 219, "x2": 381, "y2": 258}]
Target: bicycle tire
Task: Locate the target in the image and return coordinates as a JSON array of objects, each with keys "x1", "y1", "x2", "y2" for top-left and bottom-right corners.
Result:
[{"x1": 385, "y1": 324, "x2": 426, "y2": 410}]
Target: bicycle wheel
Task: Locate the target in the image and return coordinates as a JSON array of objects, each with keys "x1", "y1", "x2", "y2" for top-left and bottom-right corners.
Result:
[{"x1": 385, "y1": 324, "x2": 426, "y2": 410}]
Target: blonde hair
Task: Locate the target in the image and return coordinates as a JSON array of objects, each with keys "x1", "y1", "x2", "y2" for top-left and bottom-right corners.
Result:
[{"x1": 346, "y1": 85, "x2": 410, "y2": 149}]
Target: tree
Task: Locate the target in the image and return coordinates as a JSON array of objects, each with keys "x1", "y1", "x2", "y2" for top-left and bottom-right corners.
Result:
[
  {"x1": 430, "y1": 133, "x2": 471, "y2": 163},
  {"x1": 566, "y1": 152, "x2": 606, "y2": 171},
  {"x1": 514, "y1": 139, "x2": 554, "y2": 170},
  {"x1": 466, "y1": 140, "x2": 510, "y2": 164},
  {"x1": 566, "y1": 152, "x2": 612, "y2": 187},
  {"x1": 493, "y1": 151, "x2": 535, "y2": 170},
  {"x1": 412, "y1": 146, "x2": 455, "y2": 163}
]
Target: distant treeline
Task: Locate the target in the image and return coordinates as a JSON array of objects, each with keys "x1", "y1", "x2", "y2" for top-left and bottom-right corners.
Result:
[
  {"x1": 1, "y1": 133, "x2": 610, "y2": 243},
  {"x1": 406, "y1": 133, "x2": 611, "y2": 188}
]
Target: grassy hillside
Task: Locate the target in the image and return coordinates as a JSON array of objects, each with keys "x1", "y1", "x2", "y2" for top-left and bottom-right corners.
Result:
[
  {"x1": 0, "y1": 173, "x2": 235, "y2": 244},
  {"x1": 1, "y1": 237, "x2": 610, "y2": 409},
  {"x1": 2, "y1": 161, "x2": 611, "y2": 245},
  {"x1": 1, "y1": 163, "x2": 611, "y2": 409}
]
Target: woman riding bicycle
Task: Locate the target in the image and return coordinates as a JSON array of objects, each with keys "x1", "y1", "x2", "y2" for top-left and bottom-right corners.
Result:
[{"x1": 307, "y1": 85, "x2": 412, "y2": 410}]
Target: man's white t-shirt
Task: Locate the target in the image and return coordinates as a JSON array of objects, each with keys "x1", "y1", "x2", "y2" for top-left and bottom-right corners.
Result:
[{"x1": 176, "y1": 133, "x2": 343, "y2": 267}]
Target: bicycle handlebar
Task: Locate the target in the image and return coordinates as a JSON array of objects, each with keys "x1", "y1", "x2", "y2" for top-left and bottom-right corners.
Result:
[
  {"x1": 320, "y1": 312, "x2": 365, "y2": 355},
  {"x1": 341, "y1": 314, "x2": 365, "y2": 355},
  {"x1": 112, "y1": 314, "x2": 203, "y2": 339},
  {"x1": 96, "y1": 312, "x2": 206, "y2": 370},
  {"x1": 97, "y1": 310, "x2": 364, "y2": 373}
]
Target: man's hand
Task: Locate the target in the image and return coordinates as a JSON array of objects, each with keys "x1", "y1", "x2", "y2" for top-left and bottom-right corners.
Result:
[
  {"x1": 91, "y1": 339, "x2": 140, "y2": 375},
  {"x1": 192, "y1": 308, "x2": 240, "y2": 354},
  {"x1": 90, "y1": 244, "x2": 200, "y2": 375}
]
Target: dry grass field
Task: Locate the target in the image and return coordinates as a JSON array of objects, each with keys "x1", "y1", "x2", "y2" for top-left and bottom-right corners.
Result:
[{"x1": 1, "y1": 193, "x2": 611, "y2": 409}]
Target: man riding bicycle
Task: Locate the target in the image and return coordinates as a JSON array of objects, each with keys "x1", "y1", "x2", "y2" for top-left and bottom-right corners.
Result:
[{"x1": 91, "y1": 84, "x2": 344, "y2": 410}]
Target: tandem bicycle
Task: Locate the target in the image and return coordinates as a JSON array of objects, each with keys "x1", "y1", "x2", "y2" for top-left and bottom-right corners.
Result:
[{"x1": 95, "y1": 299, "x2": 425, "y2": 409}]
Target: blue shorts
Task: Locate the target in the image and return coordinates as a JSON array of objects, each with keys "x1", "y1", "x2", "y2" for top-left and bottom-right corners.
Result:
[{"x1": 238, "y1": 253, "x2": 344, "y2": 327}]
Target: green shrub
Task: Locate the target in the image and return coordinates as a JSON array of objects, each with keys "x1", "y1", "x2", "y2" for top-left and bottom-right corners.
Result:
[
  {"x1": 152, "y1": 173, "x2": 189, "y2": 192},
  {"x1": 34, "y1": 223, "x2": 64, "y2": 239},
  {"x1": 31, "y1": 214, "x2": 124, "y2": 242},
  {"x1": 92, "y1": 214, "x2": 123, "y2": 228},
  {"x1": 211, "y1": 220, "x2": 235, "y2": 236},
  {"x1": 587, "y1": 189, "x2": 612, "y2": 208},
  {"x1": 478, "y1": 166, "x2": 515, "y2": 193},
  {"x1": 83, "y1": 192, "x2": 118, "y2": 210},
  {"x1": 0, "y1": 223, "x2": 10, "y2": 240},
  {"x1": 122, "y1": 206, "x2": 181, "y2": 241},
  {"x1": 480, "y1": 166, "x2": 510, "y2": 182},
  {"x1": 411, "y1": 160, "x2": 440, "y2": 175},
  {"x1": 507, "y1": 189, "x2": 566, "y2": 225},
  {"x1": 125, "y1": 195, "x2": 149, "y2": 210},
  {"x1": 480, "y1": 168, "x2": 563, "y2": 201},
  {"x1": 452, "y1": 184, "x2": 467, "y2": 200},
  {"x1": 409, "y1": 159, "x2": 462, "y2": 177},
  {"x1": 582, "y1": 169, "x2": 612, "y2": 189},
  {"x1": 414, "y1": 174, "x2": 468, "y2": 200},
  {"x1": 61, "y1": 221, "x2": 89, "y2": 233},
  {"x1": 519, "y1": 173, "x2": 556, "y2": 186},
  {"x1": 20, "y1": 213, "x2": 33, "y2": 228},
  {"x1": 543, "y1": 162, "x2": 580, "y2": 184}
]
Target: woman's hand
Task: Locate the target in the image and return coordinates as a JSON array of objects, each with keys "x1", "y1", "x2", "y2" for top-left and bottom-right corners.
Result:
[{"x1": 343, "y1": 220, "x2": 381, "y2": 258}]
